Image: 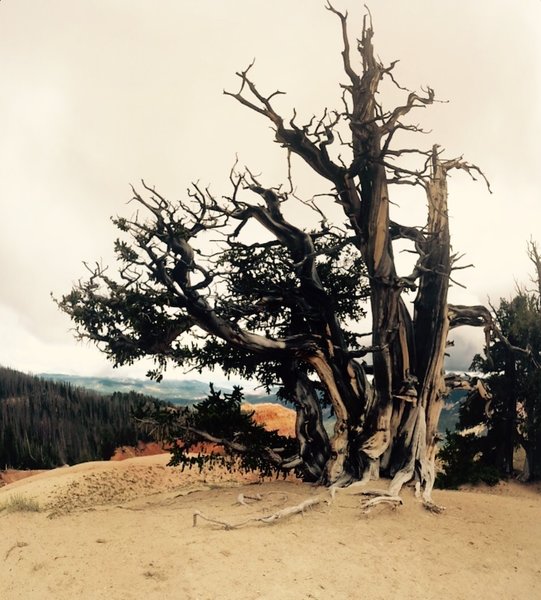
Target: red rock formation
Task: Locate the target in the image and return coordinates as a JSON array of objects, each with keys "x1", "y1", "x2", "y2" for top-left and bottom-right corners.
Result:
[
  {"x1": 0, "y1": 469, "x2": 47, "y2": 486},
  {"x1": 110, "y1": 403, "x2": 296, "y2": 461},
  {"x1": 242, "y1": 403, "x2": 296, "y2": 438}
]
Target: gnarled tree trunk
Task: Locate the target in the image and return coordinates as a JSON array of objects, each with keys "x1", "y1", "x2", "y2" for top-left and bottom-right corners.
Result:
[
  {"x1": 387, "y1": 152, "x2": 451, "y2": 500},
  {"x1": 281, "y1": 362, "x2": 330, "y2": 482}
]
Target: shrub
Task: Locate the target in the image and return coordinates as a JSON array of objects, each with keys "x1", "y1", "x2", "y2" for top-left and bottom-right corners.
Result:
[
  {"x1": 1, "y1": 493, "x2": 41, "y2": 513},
  {"x1": 436, "y1": 431, "x2": 501, "y2": 489}
]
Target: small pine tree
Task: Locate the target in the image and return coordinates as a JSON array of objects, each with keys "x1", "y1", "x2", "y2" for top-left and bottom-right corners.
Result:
[
  {"x1": 438, "y1": 287, "x2": 541, "y2": 487},
  {"x1": 134, "y1": 385, "x2": 297, "y2": 479}
]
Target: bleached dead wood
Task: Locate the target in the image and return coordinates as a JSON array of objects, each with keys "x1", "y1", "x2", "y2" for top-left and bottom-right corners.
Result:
[
  {"x1": 422, "y1": 500, "x2": 445, "y2": 514},
  {"x1": 193, "y1": 495, "x2": 328, "y2": 530},
  {"x1": 414, "y1": 481, "x2": 445, "y2": 513},
  {"x1": 333, "y1": 481, "x2": 444, "y2": 514},
  {"x1": 359, "y1": 494, "x2": 403, "y2": 513}
]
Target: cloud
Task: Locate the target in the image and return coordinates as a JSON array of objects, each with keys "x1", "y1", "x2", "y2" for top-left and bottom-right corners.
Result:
[{"x1": 0, "y1": 0, "x2": 540, "y2": 378}]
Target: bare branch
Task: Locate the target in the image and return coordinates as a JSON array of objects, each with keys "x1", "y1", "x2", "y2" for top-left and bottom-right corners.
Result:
[
  {"x1": 193, "y1": 495, "x2": 329, "y2": 529},
  {"x1": 441, "y1": 156, "x2": 492, "y2": 193},
  {"x1": 325, "y1": 2, "x2": 360, "y2": 86},
  {"x1": 527, "y1": 239, "x2": 541, "y2": 298},
  {"x1": 380, "y1": 88, "x2": 436, "y2": 136}
]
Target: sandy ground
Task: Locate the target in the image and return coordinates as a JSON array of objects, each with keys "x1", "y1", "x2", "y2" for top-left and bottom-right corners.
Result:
[{"x1": 1, "y1": 455, "x2": 540, "y2": 600}]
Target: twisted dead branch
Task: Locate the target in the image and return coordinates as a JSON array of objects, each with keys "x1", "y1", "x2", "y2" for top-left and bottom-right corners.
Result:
[{"x1": 193, "y1": 495, "x2": 328, "y2": 530}]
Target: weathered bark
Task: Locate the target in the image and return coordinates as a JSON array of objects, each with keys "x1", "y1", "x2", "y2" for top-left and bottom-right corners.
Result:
[
  {"x1": 319, "y1": 12, "x2": 418, "y2": 481},
  {"x1": 387, "y1": 151, "x2": 451, "y2": 500},
  {"x1": 307, "y1": 350, "x2": 356, "y2": 484},
  {"x1": 226, "y1": 181, "x2": 370, "y2": 484},
  {"x1": 221, "y1": 9, "x2": 439, "y2": 486},
  {"x1": 281, "y1": 364, "x2": 330, "y2": 481},
  {"x1": 151, "y1": 8, "x2": 492, "y2": 495}
]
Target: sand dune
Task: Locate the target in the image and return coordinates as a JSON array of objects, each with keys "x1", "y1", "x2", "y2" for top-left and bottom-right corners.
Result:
[{"x1": 1, "y1": 455, "x2": 540, "y2": 600}]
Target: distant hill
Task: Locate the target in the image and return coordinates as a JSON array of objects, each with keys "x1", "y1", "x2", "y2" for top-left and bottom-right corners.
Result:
[{"x1": 39, "y1": 373, "x2": 279, "y2": 406}]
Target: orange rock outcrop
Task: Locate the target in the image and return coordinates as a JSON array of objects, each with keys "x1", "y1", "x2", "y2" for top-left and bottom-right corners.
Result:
[{"x1": 110, "y1": 402, "x2": 296, "y2": 461}]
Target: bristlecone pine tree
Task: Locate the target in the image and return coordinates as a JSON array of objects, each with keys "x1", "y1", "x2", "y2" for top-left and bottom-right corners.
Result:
[{"x1": 58, "y1": 4, "x2": 494, "y2": 506}]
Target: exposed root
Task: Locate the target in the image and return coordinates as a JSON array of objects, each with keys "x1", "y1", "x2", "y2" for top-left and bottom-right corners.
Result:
[
  {"x1": 358, "y1": 493, "x2": 403, "y2": 514},
  {"x1": 330, "y1": 482, "x2": 403, "y2": 513},
  {"x1": 389, "y1": 468, "x2": 414, "y2": 497},
  {"x1": 328, "y1": 465, "x2": 379, "y2": 499},
  {"x1": 192, "y1": 478, "x2": 443, "y2": 528},
  {"x1": 329, "y1": 479, "x2": 368, "y2": 498},
  {"x1": 354, "y1": 488, "x2": 395, "y2": 498},
  {"x1": 193, "y1": 495, "x2": 328, "y2": 530},
  {"x1": 173, "y1": 486, "x2": 210, "y2": 499},
  {"x1": 422, "y1": 500, "x2": 445, "y2": 514}
]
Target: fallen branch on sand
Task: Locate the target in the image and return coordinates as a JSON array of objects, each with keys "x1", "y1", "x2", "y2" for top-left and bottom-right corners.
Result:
[
  {"x1": 422, "y1": 500, "x2": 445, "y2": 514},
  {"x1": 331, "y1": 486, "x2": 403, "y2": 514},
  {"x1": 359, "y1": 494, "x2": 403, "y2": 513},
  {"x1": 193, "y1": 495, "x2": 328, "y2": 530}
]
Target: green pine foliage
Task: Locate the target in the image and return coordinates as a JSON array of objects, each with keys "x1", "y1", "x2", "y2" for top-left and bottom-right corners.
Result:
[
  {"x1": 437, "y1": 432, "x2": 501, "y2": 489},
  {"x1": 437, "y1": 386, "x2": 502, "y2": 488},
  {"x1": 438, "y1": 291, "x2": 541, "y2": 487},
  {"x1": 140, "y1": 385, "x2": 297, "y2": 478},
  {"x1": 185, "y1": 238, "x2": 368, "y2": 399}
]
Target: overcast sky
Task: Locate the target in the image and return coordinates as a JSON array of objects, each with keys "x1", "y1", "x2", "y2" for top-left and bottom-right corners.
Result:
[{"x1": 1, "y1": 0, "x2": 540, "y2": 382}]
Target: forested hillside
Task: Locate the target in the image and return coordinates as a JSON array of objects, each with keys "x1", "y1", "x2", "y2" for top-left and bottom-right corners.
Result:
[{"x1": 0, "y1": 367, "x2": 156, "y2": 470}]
